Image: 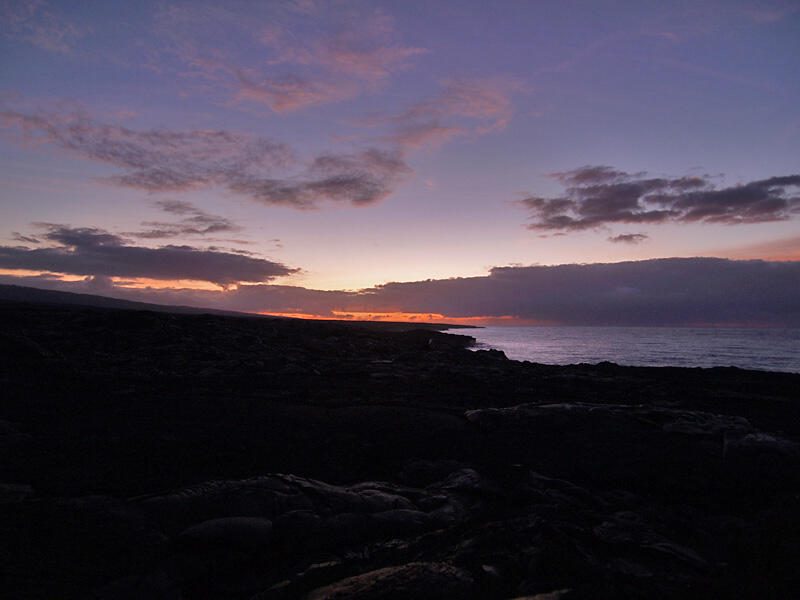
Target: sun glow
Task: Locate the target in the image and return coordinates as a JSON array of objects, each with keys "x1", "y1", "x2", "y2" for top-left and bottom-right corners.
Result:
[
  {"x1": 112, "y1": 278, "x2": 224, "y2": 291},
  {"x1": 0, "y1": 270, "x2": 225, "y2": 291},
  {"x1": 0, "y1": 268, "x2": 86, "y2": 281},
  {"x1": 259, "y1": 311, "x2": 546, "y2": 326}
]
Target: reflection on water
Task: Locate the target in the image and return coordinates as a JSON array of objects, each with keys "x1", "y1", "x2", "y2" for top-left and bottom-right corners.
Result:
[{"x1": 445, "y1": 326, "x2": 800, "y2": 373}]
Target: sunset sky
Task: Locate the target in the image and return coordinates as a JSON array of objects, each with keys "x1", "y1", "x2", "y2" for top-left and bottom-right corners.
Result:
[{"x1": 1, "y1": 0, "x2": 799, "y2": 324}]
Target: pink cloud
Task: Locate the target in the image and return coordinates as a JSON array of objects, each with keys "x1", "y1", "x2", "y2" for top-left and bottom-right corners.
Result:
[
  {"x1": 2, "y1": 0, "x2": 85, "y2": 53},
  {"x1": 157, "y1": 5, "x2": 426, "y2": 114},
  {"x1": 740, "y1": 7, "x2": 797, "y2": 23},
  {"x1": 380, "y1": 122, "x2": 464, "y2": 149},
  {"x1": 234, "y1": 71, "x2": 357, "y2": 113},
  {"x1": 357, "y1": 76, "x2": 525, "y2": 150},
  {"x1": 320, "y1": 37, "x2": 425, "y2": 82},
  {"x1": 260, "y1": 10, "x2": 425, "y2": 84},
  {"x1": 403, "y1": 77, "x2": 523, "y2": 125}
]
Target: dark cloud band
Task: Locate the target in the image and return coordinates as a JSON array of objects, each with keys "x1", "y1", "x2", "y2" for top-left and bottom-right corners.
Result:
[
  {"x1": 4, "y1": 257, "x2": 797, "y2": 327},
  {"x1": 521, "y1": 166, "x2": 800, "y2": 231},
  {"x1": 0, "y1": 225, "x2": 297, "y2": 286},
  {"x1": 608, "y1": 233, "x2": 649, "y2": 244}
]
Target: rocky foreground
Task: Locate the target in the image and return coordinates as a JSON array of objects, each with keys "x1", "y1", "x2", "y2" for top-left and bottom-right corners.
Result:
[{"x1": 1, "y1": 301, "x2": 799, "y2": 599}]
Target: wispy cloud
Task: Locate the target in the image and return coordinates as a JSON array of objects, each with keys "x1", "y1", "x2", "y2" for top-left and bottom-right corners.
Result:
[
  {"x1": 0, "y1": 107, "x2": 412, "y2": 208},
  {"x1": 11, "y1": 231, "x2": 41, "y2": 244},
  {"x1": 0, "y1": 224, "x2": 297, "y2": 287},
  {"x1": 229, "y1": 148, "x2": 411, "y2": 209},
  {"x1": 400, "y1": 77, "x2": 522, "y2": 130},
  {"x1": 125, "y1": 200, "x2": 241, "y2": 239},
  {"x1": 520, "y1": 166, "x2": 800, "y2": 233},
  {"x1": 1, "y1": 0, "x2": 84, "y2": 53},
  {"x1": 234, "y1": 71, "x2": 357, "y2": 113},
  {"x1": 153, "y1": 3, "x2": 424, "y2": 113},
  {"x1": 259, "y1": 9, "x2": 425, "y2": 84},
  {"x1": 0, "y1": 108, "x2": 292, "y2": 190},
  {"x1": 608, "y1": 233, "x2": 649, "y2": 244},
  {"x1": 379, "y1": 122, "x2": 464, "y2": 149},
  {"x1": 358, "y1": 76, "x2": 525, "y2": 150},
  {"x1": 739, "y1": 5, "x2": 798, "y2": 24}
]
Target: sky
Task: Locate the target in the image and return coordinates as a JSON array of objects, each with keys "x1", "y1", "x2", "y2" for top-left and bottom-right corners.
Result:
[{"x1": 1, "y1": 0, "x2": 799, "y2": 325}]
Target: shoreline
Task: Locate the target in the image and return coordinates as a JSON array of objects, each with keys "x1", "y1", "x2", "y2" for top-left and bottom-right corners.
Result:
[
  {"x1": 447, "y1": 324, "x2": 800, "y2": 374},
  {"x1": 2, "y1": 300, "x2": 799, "y2": 598}
]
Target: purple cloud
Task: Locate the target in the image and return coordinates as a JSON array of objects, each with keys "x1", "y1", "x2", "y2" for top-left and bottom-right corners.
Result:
[
  {"x1": 0, "y1": 224, "x2": 297, "y2": 287},
  {"x1": 379, "y1": 122, "x2": 464, "y2": 149},
  {"x1": 0, "y1": 109, "x2": 291, "y2": 189},
  {"x1": 401, "y1": 77, "x2": 523, "y2": 129},
  {"x1": 608, "y1": 233, "x2": 650, "y2": 244},
  {"x1": 234, "y1": 71, "x2": 356, "y2": 113},
  {"x1": 521, "y1": 166, "x2": 800, "y2": 232},
  {"x1": 359, "y1": 77, "x2": 525, "y2": 150},
  {"x1": 228, "y1": 148, "x2": 411, "y2": 209},
  {"x1": 11, "y1": 231, "x2": 41, "y2": 244},
  {"x1": 0, "y1": 109, "x2": 412, "y2": 208},
  {"x1": 156, "y1": 4, "x2": 424, "y2": 114},
  {"x1": 1, "y1": 0, "x2": 84, "y2": 53},
  {"x1": 126, "y1": 200, "x2": 241, "y2": 239},
  {"x1": 260, "y1": 10, "x2": 424, "y2": 83}
]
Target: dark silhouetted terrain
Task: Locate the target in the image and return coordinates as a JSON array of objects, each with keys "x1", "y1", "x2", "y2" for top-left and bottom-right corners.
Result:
[{"x1": 1, "y1": 296, "x2": 799, "y2": 599}]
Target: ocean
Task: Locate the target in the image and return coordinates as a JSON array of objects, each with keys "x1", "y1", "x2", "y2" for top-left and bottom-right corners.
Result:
[{"x1": 444, "y1": 326, "x2": 800, "y2": 373}]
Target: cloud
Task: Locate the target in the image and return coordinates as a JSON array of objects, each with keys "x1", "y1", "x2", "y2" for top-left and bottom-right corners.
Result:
[
  {"x1": 154, "y1": 4, "x2": 424, "y2": 113},
  {"x1": 126, "y1": 200, "x2": 241, "y2": 239},
  {"x1": 608, "y1": 233, "x2": 649, "y2": 244},
  {"x1": 0, "y1": 109, "x2": 291, "y2": 189},
  {"x1": 259, "y1": 9, "x2": 424, "y2": 83},
  {"x1": 234, "y1": 71, "x2": 357, "y2": 113},
  {"x1": 1, "y1": 0, "x2": 84, "y2": 53},
  {"x1": 228, "y1": 148, "x2": 411, "y2": 209},
  {"x1": 379, "y1": 122, "x2": 464, "y2": 149},
  {"x1": 740, "y1": 6, "x2": 798, "y2": 23},
  {"x1": 4, "y1": 257, "x2": 798, "y2": 327},
  {"x1": 353, "y1": 258, "x2": 800, "y2": 326},
  {"x1": 401, "y1": 77, "x2": 522, "y2": 127},
  {"x1": 358, "y1": 76, "x2": 525, "y2": 150},
  {"x1": 0, "y1": 224, "x2": 297, "y2": 287},
  {"x1": 11, "y1": 232, "x2": 41, "y2": 244},
  {"x1": 520, "y1": 166, "x2": 800, "y2": 231},
  {"x1": 235, "y1": 15, "x2": 424, "y2": 113},
  {"x1": 0, "y1": 108, "x2": 412, "y2": 208}
]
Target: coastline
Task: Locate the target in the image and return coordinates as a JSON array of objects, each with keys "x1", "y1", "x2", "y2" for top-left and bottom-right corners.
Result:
[
  {"x1": 2, "y1": 300, "x2": 799, "y2": 599},
  {"x1": 447, "y1": 325, "x2": 800, "y2": 373}
]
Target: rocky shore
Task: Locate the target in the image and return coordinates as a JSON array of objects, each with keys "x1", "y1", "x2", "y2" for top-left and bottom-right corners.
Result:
[{"x1": 1, "y1": 299, "x2": 799, "y2": 599}]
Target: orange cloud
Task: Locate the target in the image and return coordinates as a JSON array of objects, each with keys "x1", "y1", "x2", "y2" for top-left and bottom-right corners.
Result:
[
  {"x1": 358, "y1": 76, "x2": 527, "y2": 150},
  {"x1": 713, "y1": 235, "x2": 800, "y2": 261}
]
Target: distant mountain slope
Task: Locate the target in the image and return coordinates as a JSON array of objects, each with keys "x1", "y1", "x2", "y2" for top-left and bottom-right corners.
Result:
[
  {"x1": 0, "y1": 284, "x2": 472, "y2": 330},
  {"x1": 0, "y1": 284, "x2": 257, "y2": 318}
]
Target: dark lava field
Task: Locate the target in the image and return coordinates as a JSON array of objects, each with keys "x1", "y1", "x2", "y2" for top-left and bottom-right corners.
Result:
[{"x1": 1, "y1": 300, "x2": 799, "y2": 599}]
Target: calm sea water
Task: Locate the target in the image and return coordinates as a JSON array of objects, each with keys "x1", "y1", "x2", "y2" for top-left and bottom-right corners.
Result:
[{"x1": 444, "y1": 326, "x2": 800, "y2": 373}]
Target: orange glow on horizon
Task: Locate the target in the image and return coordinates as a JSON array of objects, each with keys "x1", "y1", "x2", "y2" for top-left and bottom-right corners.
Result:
[
  {"x1": 259, "y1": 310, "x2": 554, "y2": 326},
  {"x1": 713, "y1": 236, "x2": 800, "y2": 262},
  {"x1": 0, "y1": 268, "x2": 86, "y2": 281},
  {"x1": 112, "y1": 277, "x2": 223, "y2": 291},
  {"x1": 0, "y1": 269, "x2": 224, "y2": 291}
]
